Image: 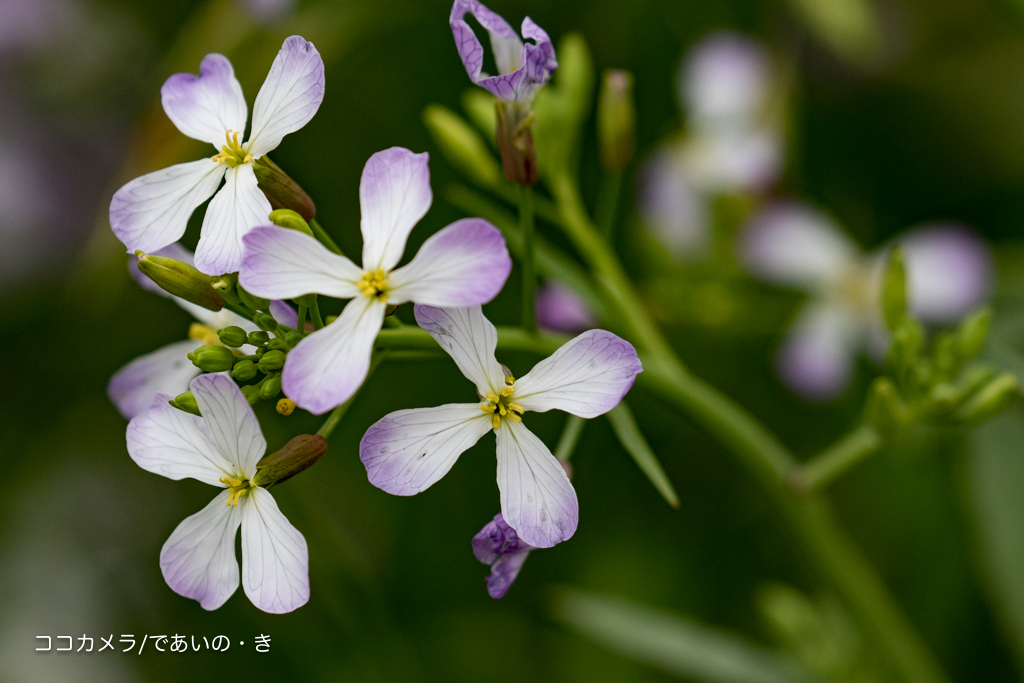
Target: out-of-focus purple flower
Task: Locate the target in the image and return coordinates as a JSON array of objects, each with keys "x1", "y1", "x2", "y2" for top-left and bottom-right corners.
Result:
[
  {"x1": 680, "y1": 32, "x2": 772, "y2": 130},
  {"x1": 740, "y1": 201, "x2": 994, "y2": 400},
  {"x1": 242, "y1": 0, "x2": 295, "y2": 23},
  {"x1": 536, "y1": 281, "x2": 595, "y2": 334},
  {"x1": 450, "y1": 0, "x2": 557, "y2": 105},
  {"x1": 473, "y1": 513, "x2": 535, "y2": 599}
]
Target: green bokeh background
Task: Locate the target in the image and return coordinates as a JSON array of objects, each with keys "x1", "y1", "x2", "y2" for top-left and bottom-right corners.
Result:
[{"x1": 5, "y1": 0, "x2": 1024, "y2": 680}]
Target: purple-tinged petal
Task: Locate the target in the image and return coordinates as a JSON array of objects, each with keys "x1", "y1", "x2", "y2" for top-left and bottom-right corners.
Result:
[
  {"x1": 682, "y1": 127, "x2": 782, "y2": 193},
  {"x1": 898, "y1": 224, "x2": 993, "y2": 324},
  {"x1": 195, "y1": 164, "x2": 272, "y2": 276},
  {"x1": 536, "y1": 281, "x2": 596, "y2": 335},
  {"x1": 473, "y1": 514, "x2": 534, "y2": 598},
  {"x1": 414, "y1": 304, "x2": 506, "y2": 397},
  {"x1": 190, "y1": 373, "x2": 266, "y2": 480},
  {"x1": 359, "y1": 147, "x2": 433, "y2": 272},
  {"x1": 514, "y1": 330, "x2": 642, "y2": 418},
  {"x1": 110, "y1": 159, "x2": 225, "y2": 255},
  {"x1": 361, "y1": 404, "x2": 492, "y2": 495},
  {"x1": 126, "y1": 393, "x2": 234, "y2": 486},
  {"x1": 108, "y1": 340, "x2": 200, "y2": 420},
  {"x1": 282, "y1": 295, "x2": 387, "y2": 415},
  {"x1": 240, "y1": 487, "x2": 309, "y2": 614},
  {"x1": 485, "y1": 550, "x2": 531, "y2": 599},
  {"x1": 739, "y1": 201, "x2": 859, "y2": 292},
  {"x1": 776, "y1": 304, "x2": 861, "y2": 401},
  {"x1": 240, "y1": 226, "x2": 362, "y2": 300},
  {"x1": 387, "y1": 218, "x2": 511, "y2": 306},
  {"x1": 161, "y1": 54, "x2": 247, "y2": 147},
  {"x1": 160, "y1": 489, "x2": 242, "y2": 611},
  {"x1": 270, "y1": 300, "x2": 298, "y2": 328},
  {"x1": 679, "y1": 32, "x2": 770, "y2": 126},
  {"x1": 246, "y1": 36, "x2": 325, "y2": 159},
  {"x1": 639, "y1": 147, "x2": 711, "y2": 261},
  {"x1": 496, "y1": 420, "x2": 578, "y2": 548}
]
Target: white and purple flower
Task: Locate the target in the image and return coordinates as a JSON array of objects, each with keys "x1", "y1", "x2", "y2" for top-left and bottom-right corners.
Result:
[
  {"x1": 126, "y1": 373, "x2": 309, "y2": 613},
  {"x1": 109, "y1": 36, "x2": 325, "y2": 276},
  {"x1": 450, "y1": 0, "x2": 557, "y2": 105},
  {"x1": 473, "y1": 513, "x2": 535, "y2": 599},
  {"x1": 359, "y1": 305, "x2": 642, "y2": 548},
  {"x1": 239, "y1": 146, "x2": 512, "y2": 415},
  {"x1": 739, "y1": 201, "x2": 994, "y2": 399}
]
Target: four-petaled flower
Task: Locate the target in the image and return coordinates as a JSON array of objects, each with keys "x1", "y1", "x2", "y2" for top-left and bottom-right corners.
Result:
[
  {"x1": 359, "y1": 305, "x2": 642, "y2": 548},
  {"x1": 110, "y1": 36, "x2": 325, "y2": 276},
  {"x1": 127, "y1": 373, "x2": 309, "y2": 613},
  {"x1": 450, "y1": 0, "x2": 557, "y2": 105},
  {"x1": 473, "y1": 513, "x2": 535, "y2": 599},
  {"x1": 239, "y1": 146, "x2": 512, "y2": 415}
]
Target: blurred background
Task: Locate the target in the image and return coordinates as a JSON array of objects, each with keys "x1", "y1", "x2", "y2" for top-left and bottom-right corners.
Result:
[{"x1": 5, "y1": 0, "x2": 1024, "y2": 680}]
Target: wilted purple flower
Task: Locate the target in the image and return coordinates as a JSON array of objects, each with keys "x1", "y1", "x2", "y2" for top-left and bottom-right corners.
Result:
[
  {"x1": 450, "y1": 0, "x2": 557, "y2": 105},
  {"x1": 473, "y1": 513, "x2": 535, "y2": 599},
  {"x1": 740, "y1": 201, "x2": 994, "y2": 399},
  {"x1": 535, "y1": 281, "x2": 595, "y2": 335}
]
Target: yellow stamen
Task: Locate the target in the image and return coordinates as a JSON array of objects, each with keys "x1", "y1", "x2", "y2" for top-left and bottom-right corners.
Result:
[
  {"x1": 189, "y1": 323, "x2": 219, "y2": 346},
  {"x1": 508, "y1": 403, "x2": 524, "y2": 414},
  {"x1": 500, "y1": 386, "x2": 514, "y2": 397},
  {"x1": 482, "y1": 376, "x2": 524, "y2": 430},
  {"x1": 491, "y1": 414, "x2": 501, "y2": 430},
  {"x1": 358, "y1": 268, "x2": 389, "y2": 301},
  {"x1": 505, "y1": 375, "x2": 516, "y2": 385},
  {"x1": 485, "y1": 392, "x2": 499, "y2": 402},
  {"x1": 219, "y1": 475, "x2": 252, "y2": 507},
  {"x1": 211, "y1": 129, "x2": 253, "y2": 167},
  {"x1": 509, "y1": 413, "x2": 522, "y2": 423}
]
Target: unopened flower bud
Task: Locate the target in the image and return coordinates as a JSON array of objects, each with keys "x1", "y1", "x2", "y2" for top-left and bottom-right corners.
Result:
[
  {"x1": 252, "y1": 434, "x2": 328, "y2": 487},
  {"x1": 241, "y1": 384, "x2": 260, "y2": 406},
  {"x1": 268, "y1": 338, "x2": 288, "y2": 352},
  {"x1": 210, "y1": 274, "x2": 242, "y2": 305},
  {"x1": 187, "y1": 345, "x2": 236, "y2": 372},
  {"x1": 957, "y1": 307, "x2": 992, "y2": 360},
  {"x1": 957, "y1": 373, "x2": 1019, "y2": 423},
  {"x1": 494, "y1": 102, "x2": 538, "y2": 186},
  {"x1": 232, "y1": 360, "x2": 257, "y2": 381},
  {"x1": 276, "y1": 398, "x2": 296, "y2": 416},
  {"x1": 237, "y1": 286, "x2": 270, "y2": 312},
  {"x1": 169, "y1": 391, "x2": 201, "y2": 416},
  {"x1": 865, "y1": 377, "x2": 903, "y2": 438},
  {"x1": 259, "y1": 349, "x2": 286, "y2": 372},
  {"x1": 268, "y1": 209, "x2": 313, "y2": 236},
  {"x1": 423, "y1": 105, "x2": 501, "y2": 187},
  {"x1": 285, "y1": 330, "x2": 303, "y2": 347},
  {"x1": 325, "y1": 314, "x2": 338, "y2": 325},
  {"x1": 887, "y1": 318, "x2": 924, "y2": 376},
  {"x1": 881, "y1": 247, "x2": 907, "y2": 333},
  {"x1": 260, "y1": 375, "x2": 282, "y2": 400},
  {"x1": 253, "y1": 312, "x2": 278, "y2": 332},
  {"x1": 135, "y1": 251, "x2": 225, "y2": 312},
  {"x1": 248, "y1": 330, "x2": 270, "y2": 346},
  {"x1": 218, "y1": 326, "x2": 248, "y2": 348},
  {"x1": 252, "y1": 156, "x2": 316, "y2": 220},
  {"x1": 597, "y1": 70, "x2": 635, "y2": 170}
]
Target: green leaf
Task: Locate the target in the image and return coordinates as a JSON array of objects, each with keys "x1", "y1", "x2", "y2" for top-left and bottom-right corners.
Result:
[
  {"x1": 552, "y1": 588, "x2": 822, "y2": 683},
  {"x1": 606, "y1": 402, "x2": 679, "y2": 508}
]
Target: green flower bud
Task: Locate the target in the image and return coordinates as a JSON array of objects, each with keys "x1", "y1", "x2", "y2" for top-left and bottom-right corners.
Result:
[
  {"x1": 135, "y1": 252, "x2": 225, "y2": 312},
  {"x1": 217, "y1": 326, "x2": 248, "y2": 348},
  {"x1": 865, "y1": 377, "x2": 903, "y2": 438},
  {"x1": 237, "y1": 286, "x2": 270, "y2": 312},
  {"x1": 247, "y1": 330, "x2": 270, "y2": 346},
  {"x1": 231, "y1": 360, "x2": 257, "y2": 381},
  {"x1": 957, "y1": 307, "x2": 992, "y2": 360},
  {"x1": 932, "y1": 331, "x2": 958, "y2": 380},
  {"x1": 210, "y1": 274, "x2": 242, "y2": 305},
  {"x1": 957, "y1": 373, "x2": 1019, "y2": 423},
  {"x1": 325, "y1": 314, "x2": 338, "y2": 325},
  {"x1": 887, "y1": 317, "x2": 924, "y2": 377},
  {"x1": 253, "y1": 312, "x2": 278, "y2": 332},
  {"x1": 169, "y1": 391, "x2": 201, "y2": 416},
  {"x1": 597, "y1": 69, "x2": 635, "y2": 170},
  {"x1": 252, "y1": 434, "x2": 328, "y2": 488},
  {"x1": 285, "y1": 330, "x2": 303, "y2": 347},
  {"x1": 259, "y1": 349, "x2": 286, "y2": 372},
  {"x1": 881, "y1": 247, "x2": 906, "y2": 333},
  {"x1": 268, "y1": 208, "x2": 313, "y2": 236},
  {"x1": 187, "y1": 344, "x2": 236, "y2": 372},
  {"x1": 256, "y1": 346, "x2": 267, "y2": 359},
  {"x1": 252, "y1": 155, "x2": 316, "y2": 220},
  {"x1": 268, "y1": 338, "x2": 288, "y2": 352},
  {"x1": 423, "y1": 105, "x2": 501, "y2": 187},
  {"x1": 241, "y1": 384, "x2": 260, "y2": 406},
  {"x1": 259, "y1": 375, "x2": 282, "y2": 400}
]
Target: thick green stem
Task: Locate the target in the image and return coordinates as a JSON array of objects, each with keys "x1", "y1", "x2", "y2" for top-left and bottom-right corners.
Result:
[
  {"x1": 790, "y1": 425, "x2": 884, "y2": 493},
  {"x1": 309, "y1": 298, "x2": 325, "y2": 330},
  {"x1": 309, "y1": 218, "x2": 343, "y2": 255},
  {"x1": 595, "y1": 168, "x2": 623, "y2": 238},
  {"x1": 317, "y1": 353, "x2": 386, "y2": 439},
  {"x1": 554, "y1": 416, "x2": 587, "y2": 462},
  {"x1": 296, "y1": 304, "x2": 307, "y2": 334},
  {"x1": 519, "y1": 185, "x2": 537, "y2": 333}
]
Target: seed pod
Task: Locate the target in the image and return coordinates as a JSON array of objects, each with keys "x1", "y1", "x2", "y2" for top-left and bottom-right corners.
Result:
[
  {"x1": 252, "y1": 434, "x2": 327, "y2": 487},
  {"x1": 252, "y1": 155, "x2": 316, "y2": 220},
  {"x1": 135, "y1": 252, "x2": 225, "y2": 311}
]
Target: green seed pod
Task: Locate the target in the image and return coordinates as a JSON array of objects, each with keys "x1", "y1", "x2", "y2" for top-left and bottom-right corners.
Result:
[
  {"x1": 957, "y1": 373, "x2": 1019, "y2": 424},
  {"x1": 231, "y1": 360, "x2": 257, "y2": 382},
  {"x1": 169, "y1": 391, "x2": 201, "y2": 416},
  {"x1": 252, "y1": 434, "x2": 328, "y2": 488},
  {"x1": 597, "y1": 69, "x2": 636, "y2": 171},
  {"x1": 259, "y1": 375, "x2": 282, "y2": 400},
  {"x1": 268, "y1": 208, "x2": 313, "y2": 236},
  {"x1": 187, "y1": 345, "x2": 236, "y2": 372},
  {"x1": 247, "y1": 330, "x2": 270, "y2": 346},
  {"x1": 252, "y1": 155, "x2": 316, "y2": 220},
  {"x1": 253, "y1": 312, "x2": 278, "y2": 332},
  {"x1": 268, "y1": 338, "x2": 289, "y2": 352},
  {"x1": 238, "y1": 286, "x2": 270, "y2": 312},
  {"x1": 135, "y1": 252, "x2": 225, "y2": 312},
  {"x1": 423, "y1": 105, "x2": 501, "y2": 187},
  {"x1": 259, "y1": 349, "x2": 286, "y2": 372},
  {"x1": 217, "y1": 326, "x2": 248, "y2": 348}
]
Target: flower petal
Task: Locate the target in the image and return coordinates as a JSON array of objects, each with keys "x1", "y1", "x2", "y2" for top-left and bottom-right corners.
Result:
[
  {"x1": 360, "y1": 404, "x2": 492, "y2": 495},
  {"x1": 108, "y1": 340, "x2": 201, "y2": 420},
  {"x1": 414, "y1": 304, "x2": 506, "y2": 396},
  {"x1": 190, "y1": 373, "x2": 266, "y2": 479},
  {"x1": 496, "y1": 420, "x2": 578, "y2": 548},
  {"x1": 513, "y1": 330, "x2": 642, "y2": 418},
  {"x1": 739, "y1": 201, "x2": 859, "y2": 291},
  {"x1": 776, "y1": 304, "x2": 861, "y2": 400},
  {"x1": 387, "y1": 218, "x2": 511, "y2": 306},
  {"x1": 898, "y1": 224, "x2": 993, "y2": 323},
  {"x1": 159, "y1": 489, "x2": 242, "y2": 611},
  {"x1": 246, "y1": 36, "x2": 325, "y2": 159},
  {"x1": 282, "y1": 295, "x2": 387, "y2": 415},
  {"x1": 195, "y1": 164, "x2": 272, "y2": 275},
  {"x1": 110, "y1": 159, "x2": 225, "y2": 255},
  {"x1": 359, "y1": 147, "x2": 432, "y2": 271},
  {"x1": 485, "y1": 550, "x2": 530, "y2": 599},
  {"x1": 639, "y1": 148, "x2": 711, "y2": 261},
  {"x1": 679, "y1": 32, "x2": 770, "y2": 127},
  {"x1": 126, "y1": 394, "x2": 233, "y2": 486},
  {"x1": 161, "y1": 54, "x2": 248, "y2": 147},
  {"x1": 535, "y1": 281, "x2": 596, "y2": 335},
  {"x1": 241, "y1": 487, "x2": 310, "y2": 614},
  {"x1": 269, "y1": 300, "x2": 298, "y2": 328},
  {"x1": 239, "y1": 226, "x2": 362, "y2": 299},
  {"x1": 450, "y1": 0, "x2": 519, "y2": 82}
]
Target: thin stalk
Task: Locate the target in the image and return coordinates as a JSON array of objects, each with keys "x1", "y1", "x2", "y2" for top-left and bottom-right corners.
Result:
[
  {"x1": 554, "y1": 416, "x2": 587, "y2": 462},
  {"x1": 789, "y1": 425, "x2": 883, "y2": 493},
  {"x1": 317, "y1": 353, "x2": 386, "y2": 439},
  {"x1": 296, "y1": 304, "x2": 307, "y2": 335},
  {"x1": 309, "y1": 297, "x2": 325, "y2": 330},
  {"x1": 310, "y1": 218, "x2": 343, "y2": 255},
  {"x1": 519, "y1": 185, "x2": 537, "y2": 332},
  {"x1": 595, "y1": 168, "x2": 623, "y2": 237}
]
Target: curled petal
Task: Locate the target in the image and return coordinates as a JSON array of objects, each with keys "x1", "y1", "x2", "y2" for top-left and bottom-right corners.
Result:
[
  {"x1": 387, "y1": 218, "x2": 511, "y2": 306},
  {"x1": 496, "y1": 420, "x2": 578, "y2": 548},
  {"x1": 190, "y1": 373, "x2": 266, "y2": 479},
  {"x1": 110, "y1": 159, "x2": 225, "y2": 255},
  {"x1": 246, "y1": 36, "x2": 326, "y2": 159},
  {"x1": 108, "y1": 340, "x2": 201, "y2": 420},
  {"x1": 360, "y1": 404, "x2": 492, "y2": 495},
  {"x1": 359, "y1": 147, "x2": 433, "y2": 272},
  {"x1": 485, "y1": 550, "x2": 530, "y2": 599},
  {"x1": 161, "y1": 53, "x2": 248, "y2": 147},
  {"x1": 241, "y1": 487, "x2": 310, "y2": 614},
  {"x1": 473, "y1": 513, "x2": 535, "y2": 599},
  {"x1": 160, "y1": 489, "x2": 242, "y2": 611},
  {"x1": 282, "y1": 295, "x2": 387, "y2": 415},
  {"x1": 898, "y1": 224, "x2": 993, "y2": 323},
  {"x1": 777, "y1": 304, "x2": 861, "y2": 401},
  {"x1": 240, "y1": 226, "x2": 362, "y2": 300},
  {"x1": 195, "y1": 164, "x2": 273, "y2": 276},
  {"x1": 414, "y1": 304, "x2": 506, "y2": 397},
  {"x1": 514, "y1": 330, "x2": 642, "y2": 418}
]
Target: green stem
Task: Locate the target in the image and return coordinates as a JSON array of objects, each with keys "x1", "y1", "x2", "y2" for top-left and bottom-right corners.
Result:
[
  {"x1": 595, "y1": 168, "x2": 623, "y2": 238},
  {"x1": 519, "y1": 185, "x2": 537, "y2": 333},
  {"x1": 309, "y1": 218, "x2": 343, "y2": 255},
  {"x1": 790, "y1": 425, "x2": 884, "y2": 493},
  {"x1": 317, "y1": 352, "x2": 386, "y2": 439},
  {"x1": 554, "y1": 416, "x2": 587, "y2": 462},
  {"x1": 296, "y1": 304, "x2": 307, "y2": 334},
  {"x1": 309, "y1": 298, "x2": 325, "y2": 330}
]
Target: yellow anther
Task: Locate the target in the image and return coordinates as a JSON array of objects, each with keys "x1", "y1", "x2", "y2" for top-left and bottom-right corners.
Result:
[
  {"x1": 480, "y1": 404, "x2": 493, "y2": 413},
  {"x1": 358, "y1": 268, "x2": 389, "y2": 301},
  {"x1": 189, "y1": 323, "x2": 219, "y2": 345},
  {"x1": 219, "y1": 475, "x2": 252, "y2": 507},
  {"x1": 276, "y1": 398, "x2": 296, "y2": 416},
  {"x1": 491, "y1": 414, "x2": 501, "y2": 430},
  {"x1": 509, "y1": 403, "x2": 524, "y2": 414},
  {"x1": 482, "y1": 380, "x2": 524, "y2": 430},
  {"x1": 485, "y1": 392, "x2": 499, "y2": 402},
  {"x1": 212, "y1": 129, "x2": 253, "y2": 168},
  {"x1": 509, "y1": 413, "x2": 522, "y2": 423},
  {"x1": 498, "y1": 405, "x2": 507, "y2": 416},
  {"x1": 505, "y1": 375, "x2": 516, "y2": 385},
  {"x1": 500, "y1": 386, "x2": 514, "y2": 397}
]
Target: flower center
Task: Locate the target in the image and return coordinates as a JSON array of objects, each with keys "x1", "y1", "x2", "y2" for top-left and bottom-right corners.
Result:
[
  {"x1": 211, "y1": 130, "x2": 253, "y2": 167},
  {"x1": 188, "y1": 322, "x2": 220, "y2": 346},
  {"x1": 480, "y1": 375, "x2": 524, "y2": 430},
  {"x1": 220, "y1": 475, "x2": 253, "y2": 507},
  {"x1": 832, "y1": 261, "x2": 876, "y2": 318},
  {"x1": 358, "y1": 269, "x2": 389, "y2": 301}
]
